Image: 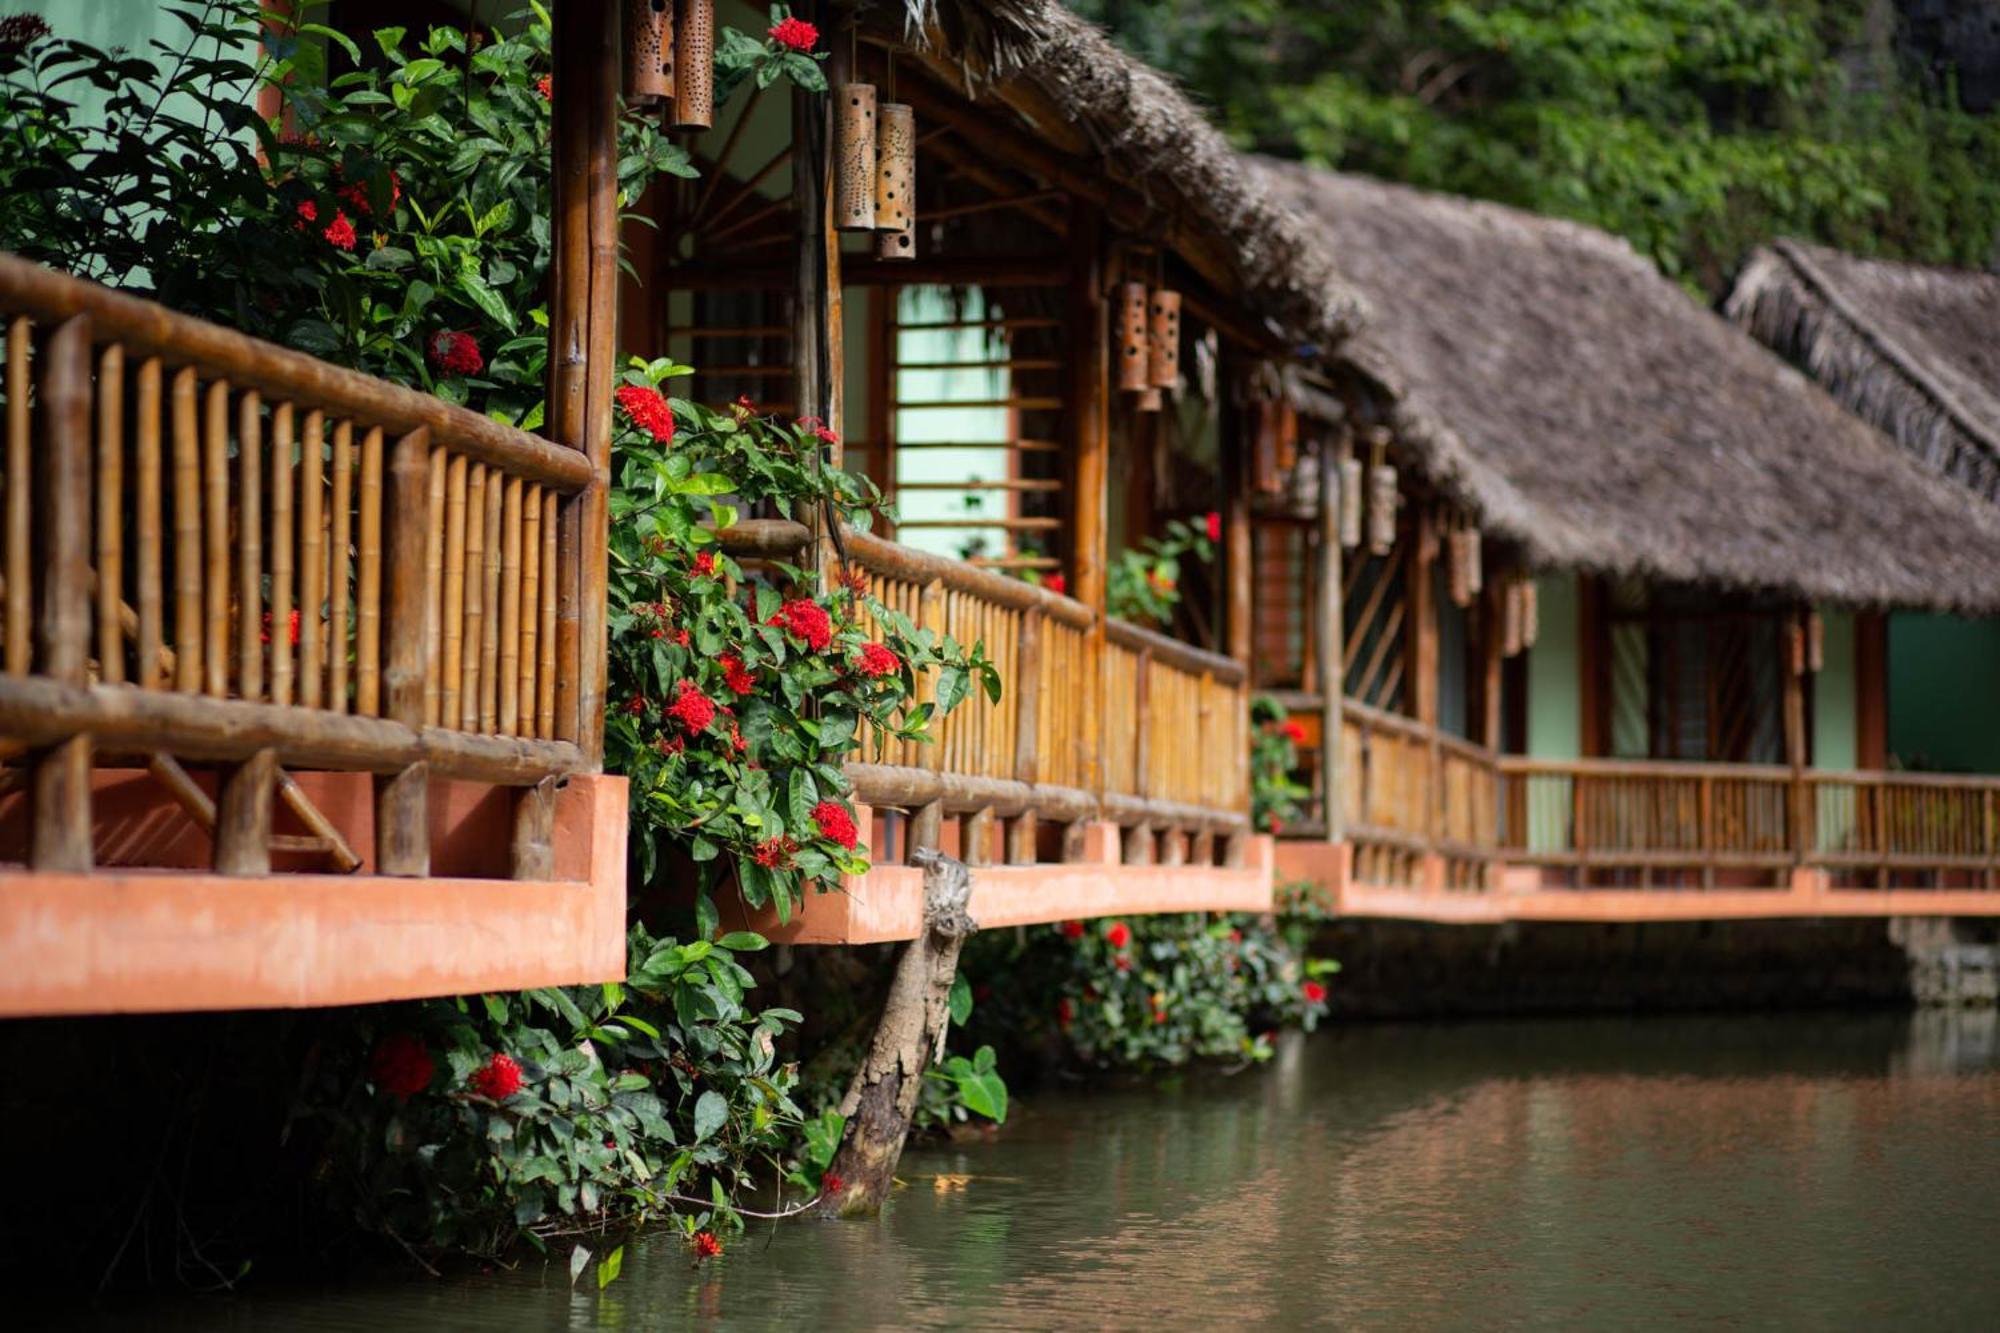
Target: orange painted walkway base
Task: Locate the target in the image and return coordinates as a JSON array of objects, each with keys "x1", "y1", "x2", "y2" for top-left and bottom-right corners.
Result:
[
  {"x1": 1276, "y1": 840, "x2": 2000, "y2": 923},
  {"x1": 0, "y1": 774, "x2": 628, "y2": 1016},
  {"x1": 727, "y1": 823, "x2": 1277, "y2": 946}
]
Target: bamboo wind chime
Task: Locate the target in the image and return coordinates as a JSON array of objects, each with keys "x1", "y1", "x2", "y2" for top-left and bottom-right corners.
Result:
[
  {"x1": 1446, "y1": 509, "x2": 1483, "y2": 608},
  {"x1": 1116, "y1": 259, "x2": 1180, "y2": 414},
  {"x1": 1500, "y1": 573, "x2": 1539, "y2": 658},
  {"x1": 833, "y1": 49, "x2": 916, "y2": 260},
  {"x1": 1338, "y1": 431, "x2": 1363, "y2": 551},
  {"x1": 1365, "y1": 427, "x2": 1397, "y2": 557},
  {"x1": 620, "y1": 0, "x2": 714, "y2": 129}
]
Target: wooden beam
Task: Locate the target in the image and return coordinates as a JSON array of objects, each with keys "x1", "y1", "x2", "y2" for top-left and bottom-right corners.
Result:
[{"x1": 1856, "y1": 609, "x2": 1888, "y2": 771}]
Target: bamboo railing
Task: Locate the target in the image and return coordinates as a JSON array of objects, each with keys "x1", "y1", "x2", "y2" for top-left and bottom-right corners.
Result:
[
  {"x1": 1339, "y1": 699, "x2": 1496, "y2": 889},
  {"x1": 0, "y1": 254, "x2": 591, "y2": 878},
  {"x1": 719, "y1": 521, "x2": 1254, "y2": 868}
]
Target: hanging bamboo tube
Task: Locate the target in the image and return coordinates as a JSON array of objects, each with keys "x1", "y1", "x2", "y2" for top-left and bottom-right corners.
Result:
[
  {"x1": 1501, "y1": 578, "x2": 1523, "y2": 658},
  {"x1": 518, "y1": 483, "x2": 542, "y2": 738},
  {"x1": 355, "y1": 425, "x2": 383, "y2": 716},
  {"x1": 671, "y1": 0, "x2": 714, "y2": 131},
  {"x1": 479, "y1": 469, "x2": 504, "y2": 732},
  {"x1": 423, "y1": 446, "x2": 446, "y2": 725},
  {"x1": 135, "y1": 357, "x2": 163, "y2": 692},
  {"x1": 4, "y1": 316, "x2": 28, "y2": 677},
  {"x1": 95, "y1": 344, "x2": 124, "y2": 684},
  {"x1": 1146, "y1": 288, "x2": 1181, "y2": 390},
  {"x1": 499, "y1": 476, "x2": 523, "y2": 734},
  {"x1": 1338, "y1": 443, "x2": 1363, "y2": 551},
  {"x1": 875, "y1": 100, "x2": 916, "y2": 261},
  {"x1": 1366, "y1": 429, "x2": 1397, "y2": 558},
  {"x1": 1519, "y1": 577, "x2": 1539, "y2": 651},
  {"x1": 202, "y1": 379, "x2": 229, "y2": 697},
  {"x1": 269, "y1": 403, "x2": 295, "y2": 704},
  {"x1": 1447, "y1": 515, "x2": 1476, "y2": 610},
  {"x1": 835, "y1": 83, "x2": 877, "y2": 231},
  {"x1": 171, "y1": 368, "x2": 201, "y2": 691},
  {"x1": 460, "y1": 463, "x2": 488, "y2": 729},
  {"x1": 1806, "y1": 609, "x2": 1824, "y2": 673},
  {"x1": 328, "y1": 420, "x2": 353, "y2": 712},
  {"x1": 297, "y1": 410, "x2": 324, "y2": 708},
  {"x1": 623, "y1": 0, "x2": 674, "y2": 105},
  {"x1": 1117, "y1": 282, "x2": 1149, "y2": 392}
]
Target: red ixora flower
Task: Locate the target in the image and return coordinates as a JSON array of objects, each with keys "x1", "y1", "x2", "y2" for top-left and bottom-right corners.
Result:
[
  {"x1": 854, "y1": 642, "x2": 899, "y2": 678},
  {"x1": 1278, "y1": 719, "x2": 1306, "y2": 743},
  {"x1": 690, "y1": 549, "x2": 718, "y2": 580},
  {"x1": 322, "y1": 208, "x2": 357, "y2": 251},
  {"x1": 1104, "y1": 921, "x2": 1131, "y2": 950},
  {"x1": 813, "y1": 799, "x2": 858, "y2": 851},
  {"x1": 692, "y1": 1230, "x2": 723, "y2": 1259},
  {"x1": 771, "y1": 598, "x2": 834, "y2": 652},
  {"x1": 0, "y1": 15, "x2": 53, "y2": 55},
  {"x1": 293, "y1": 198, "x2": 318, "y2": 231},
  {"x1": 665, "y1": 679, "x2": 715, "y2": 733},
  {"x1": 821, "y1": 1171, "x2": 845, "y2": 1196},
  {"x1": 615, "y1": 383, "x2": 676, "y2": 444},
  {"x1": 1060, "y1": 920, "x2": 1085, "y2": 939},
  {"x1": 718, "y1": 651, "x2": 756, "y2": 695},
  {"x1": 752, "y1": 835, "x2": 797, "y2": 869},
  {"x1": 427, "y1": 329, "x2": 484, "y2": 377},
  {"x1": 625, "y1": 693, "x2": 648, "y2": 716},
  {"x1": 1206, "y1": 510, "x2": 1222, "y2": 542},
  {"x1": 1302, "y1": 980, "x2": 1328, "y2": 1005},
  {"x1": 795, "y1": 414, "x2": 839, "y2": 446},
  {"x1": 337, "y1": 168, "x2": 402, "y2": 218},
  {"x1": 1043, "y1": 573, "x2": 1066, "y2": 596},
  {"x1": 368, "y1": 1033, "x2": 434, "y2": 1101},
  {"x1": 535, "y1": 74, "x2": 552, "y2": 100},
  {"x1": 767, "y1": 16, "x2": 818, "y2": 51},
  {"x1": 469, "y1": 1051, "x2": 524, "y2": 1101}
]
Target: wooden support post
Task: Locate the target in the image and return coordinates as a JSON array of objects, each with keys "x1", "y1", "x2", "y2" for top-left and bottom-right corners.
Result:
[
  {"x1": 1132, "y1": 647, "x2": 1152, "y2": 798},
  {"x1": 376, "y1": 429, "x2": 433, "y2": 875},
  {"x1": 910, "y1": 799, "x2": 943, "y2": 857},
  {"x1": 1191, "y1": 828, "x2": 1215, "y2": 866},
  {"x1": 963, "y1": 807, "x2": 994, "y2": 868},
  {"x1": 1222, "y1": 370, "x2": 1254, "y2": 667},
  {"x1": 1005, "y1": 811, "x2": 1037, "y2": 865},
  {"x1": 31, "y1": 315, "x2": 93, "y2": 871},
  {"x1": 1069, "y1": 204, "x2": 1109, "y2": 801},
  {"x1": 1784, "y1": 609, "x2": 1809, "y2": 866},
  {"x1": 1318, "y1": 442, "x2": 1346, "y2": 842},
  {"x1": 1122, "y1": 821, "x2": 1154, "y2": 866},
  {"x1": 512, "y1": 775, "x2": 558, "y2": 880},
  {"x1": 1855, "y1": 610, "x2": 1887, "y2": 771},
  {"x1": 1160, "y1": 825, "x2": 1187, "y2": 865},
  {"x1": 215, "y1": 746, "x2": 278, "y2": 875},
  {"x1": 1408, "y1": 506, "x2": 1440, "y2": 848}
]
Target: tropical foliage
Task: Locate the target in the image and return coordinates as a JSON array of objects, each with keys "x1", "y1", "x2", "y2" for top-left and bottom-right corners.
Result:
[
  {"x1": 1106, "y1": 511, "x2": 1218, "y2": 628},
  {"x1": 1251, "y1": 695, "x2": 1312, "y2": 835}
]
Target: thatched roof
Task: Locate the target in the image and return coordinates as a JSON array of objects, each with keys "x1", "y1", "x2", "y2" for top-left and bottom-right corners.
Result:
[
  {"x1": 868, "y1": 2, "x2": 1364, "y2": 354},
  {"x1": 1255, "y1": 161, "x2": 2000, "y2": 614},
  {"x1": 1725, "y1": 241, "x2": 2000, "y2": 502}
]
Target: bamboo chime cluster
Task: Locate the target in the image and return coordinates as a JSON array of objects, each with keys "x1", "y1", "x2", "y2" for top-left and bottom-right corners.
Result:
[
  {"x1": 833, "y1": 78, "x2": 917, "y2": 260},
  {"x1": 623, "y1": 0, "x2": 715, "y2": 131},
  {"x1": 1499, "y1": 575, "x2": 1539, "y2": 657},
  {"x1": 1117, "y1": 273, "x2": 1181, "y2": 413}
]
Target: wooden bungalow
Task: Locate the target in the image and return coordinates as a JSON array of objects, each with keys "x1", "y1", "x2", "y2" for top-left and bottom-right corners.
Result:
[
  {"x1": 1249, "y1": 163, "x2": 2000, "y2": 922},
  {"x1": 0, "y1": 1, "x2": 1349, "y2": 1011}
]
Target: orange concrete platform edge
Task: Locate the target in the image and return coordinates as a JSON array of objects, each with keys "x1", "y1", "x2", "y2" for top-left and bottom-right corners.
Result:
[
  {"x1": 726, "y1": 824, "x2": 1277, "y2": 946},
  {"x1": 0, "y1": 774, "x2": 629, "y2": 1016},
  {"x1": 1275, "y1": 841, "x2": 2000, "y2": 923}
]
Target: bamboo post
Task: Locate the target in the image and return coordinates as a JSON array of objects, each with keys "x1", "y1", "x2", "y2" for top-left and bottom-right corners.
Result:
[
  {"x1": 135, "y1": 357, "x2": 163, "y2": 691},
  {"x1": 376, "y1": 428, "x2": 433, "y2": 875},
  {"x1": 298, "y1": 410, "x2": 324, "y2": 707},
  {"x1": 31, "y1": 315, "x2": 94, "y2": 870},
  {"x1": 519, "y1": 483, "x2": 542, "y2": 737},
  {"x1": 1070, "y1": 204, "x2": 1110, "y2": 802},
  {"x1": 170, "y1": 368, "x2": 201, "y2": 690},
  {"x1": 1318, "y1": 439, "x2": 1345, "y2": 842},
  {"x1": 202, "y1": 379, "x2": 229, "y2": 696},
  {"x1": 95, "y1": 344, "x2": 124, "y2": 684},
  {"x1": 356, "y1": 425, "x2": 384, "y2": 715},
  {"x1": 269, "y1": 403, "x2": 295, "y2": 704},
  {"x1": 1784, "y1": 610, "x2": 1808, "y2": 864},
  {"x1": 423, "y1": 446, "x2": 446, "y2": 725},
  {"x1": 4, "y1": 316, "x2": 28, "y2": 677},
  {"x1": 215, "y1": 746, "x2": 278, "y2": 875},
  {"x1": 441, "y1": 453, "x2": 468, "y2": 727},
  {"x1": 499, "y1": 475, "x2": 523, "y2": 734},
  {"x1": 236, "y1": 390, "x2": 263, "y2": 700},
  {"x1": 329, "y1": 420, "x2": 354, "y2": 711}
]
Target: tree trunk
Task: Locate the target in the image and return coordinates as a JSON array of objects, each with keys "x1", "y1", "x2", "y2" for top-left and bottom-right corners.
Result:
[{"x1": 820, "y1": 848, "x2": 975, "y2": 1217}]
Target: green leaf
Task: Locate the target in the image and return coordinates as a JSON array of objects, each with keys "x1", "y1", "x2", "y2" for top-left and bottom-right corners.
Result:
[
  {"x1": 596, "y1": 1245, "x2": 624, "y2": 1289},
  {"x1": 948, "y1": 972, "x2": 973, "y2": 1026},
  {"x1": 459, "y1": 272, "x2": 518, "y2": 333},
  {"x1": 716, "y1": 931, "x2": 769, "y2": 952},
  {"x1": 693, "y1": 1089, "x2": 728, "y2": 1143}
]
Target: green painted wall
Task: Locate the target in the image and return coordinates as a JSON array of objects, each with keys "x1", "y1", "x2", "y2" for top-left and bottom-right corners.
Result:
[
  {"x1": 1813, "y1": 609, "x2": 1857, "y2": 771},
  {"x1": 1525, "y1": 573, "x2": 1581, "y2": 760},
  {"x1": 1888, "y1": 613, "x2": 2000, "y2": 774}
]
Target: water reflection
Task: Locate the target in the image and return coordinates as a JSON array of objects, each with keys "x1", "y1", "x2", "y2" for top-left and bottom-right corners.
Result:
[{"x1": 121, "y1": 1010, "x2": 2000, "y2": 1331}]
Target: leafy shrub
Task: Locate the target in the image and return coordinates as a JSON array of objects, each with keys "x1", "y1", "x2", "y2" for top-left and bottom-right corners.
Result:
[
  {"x1": 1107, "y1": 511, "x2": 1217, "y2": 628},
  {"x1": 1251, "y1": 694, "x2": 1312, "y2": 834}
]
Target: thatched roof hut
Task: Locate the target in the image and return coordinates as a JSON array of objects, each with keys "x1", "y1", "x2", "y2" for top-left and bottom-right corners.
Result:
[
  {"x1": 1255, "y1": 161, "x2": 2000, "y2": 614},
  {"x1": 865, "y1": 1, "x2": 1364, "y2": 354},
  {"x1": 1726, "y1": 240, "x2": 2000, "y2": 503}
]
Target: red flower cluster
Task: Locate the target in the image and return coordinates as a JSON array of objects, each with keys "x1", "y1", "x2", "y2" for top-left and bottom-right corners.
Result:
[
  {"x1": 1056, "y1": 997, "x2": 1074, "y2": 1027},
  {"x1": 427, "y1": 329, "x2": 484, "y2": 377},
  {"x1": 322, "y1": 208, "x2": 358, "y2": 251},
  {"x1": 1278, "y1": 719, "x2": 1307, "y2": 743},
  {"x1": 615, "y1": 384, "x2": 676, "y2": 444},
  {"x1": 1206, "y1": 510, "x2": 1222, "y2": 542},
  {"x1": 1104, "y1": 921, "x2": 1131, "y2": 950},
  {"x1": 692, "y1": 1230, "x2": 724, "y2": 1259},
  {"x1": 767, "y1": 16, "x2": 818, "y2": 51},
  {"x1": 812, "y1": 799, "x2": 858, "y2": 850},
  {"x1": 719, "y1": 651, "x2": 757, "y2": 695},
  {"x1": 854, "y1": 642, "x2": 899, "y2": 678},
  {"x1": 1043, "y1": 573, "x2": 1066, "y2": 596},
  {"x1": 260, "y1": 608, "x2": 302, "y2": 646},
  {"x1": 337, "y1": 168, "x2": 401, "y2": 217},
  {"x1": 691, "y1": 550, "x2": 718, "y2": 580},
  {"x1": 469, "y1": 1051, "x2": 523, "y2": 1100},
  {"x1": 752, "y1": 835, "x2": 798, "y2": 869},
  {"x1": 1060, "y1": 920, "x2": 1085, "y2": 939},
  {"x1": 834, "y1": 565, "x2": 869, "y2": 595},
  {"x1": 771, "y1": 598, "x2": 833, "y2": 652},
  {"x1": 535, "y1": 74, "x2": 553, "y2": 101},
  {"x1": 1301, "y1": 980, "x2": 1328, "y2": 1005},
  {"x1": 821, "y1": 1171, "x2": 845, "y2": 1197},
  {"x1": 795, "y1": 414, "x2": 839, "y2": 446},
  {"x1": 368, "y1": 1033, "x2": 434, "y2": 1101},
  {"x1": 626, "y1": 694, "x2": 648, "y2": 715},
  {"x1": 665, "y1": 679, "x2": 716, "y2": 733}
]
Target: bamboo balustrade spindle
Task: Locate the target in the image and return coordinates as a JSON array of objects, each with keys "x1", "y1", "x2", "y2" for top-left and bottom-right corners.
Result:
[
  {"x1": 623, "y1": 0, "x2": 674, "y2": 105},
  {"x1": 500, "y1": 476, "x2": 522, "y2": 734},
  {"x1": 4, "y1": 316, "x2": 28, "y2": 677},
  {"x1": 377, "y1": 429, "x2": 433, "y2": 875},
  {"x1": 356, "y1": 425, "x2": 384, "y2": 715},
  {"x1": 519, "y1": 483, "x2": 542, "y2": 737},
  {"x1": 202, "y1": 379, "x2": 229, "y2": 696},
  {"x1": 479, "y1": 467, "x2": 504, "y2": 731},
  {"x1": 875, "y1": 101, "x2": 916, "y2": 261},
  {"x1": 539, "y1": 488, "x2": 557, "y2": 737},
  {"x1": 671, "y1": 0, "x2": 714, "y2": 130},
  {"x1": 423, "y1": 446, "x2": 446, "y2": 725},
  {"x1": 236, "y1": 390, "x2": 264, "y2": 700},
  {"x1": 269, "y1": 402, "x2": 295, "y2": 704},
  {"x1": 1117, "y1": 282, "x2": 1149, "y2": 392},
  {"x1": 94, "y1": 344, "x2": 124, "y2": 684},
  {"x1": 329, "y1": 419, "x2": 354, "y2": 711},
  {"x1": 835, "y1": 83, "x2": 877, "y2": 231},
  {"x1": 298, "y1": 409, "x2": 325, "y2": 708},
  {"x1": 441, "y1": 453, "x2": 468, "y2": 728},
  {"x1": 33, "y1": 314, "x2": 94, "y2": 870},
  {"x1": 461, "y1": 463, "x2": 487, "y2": 728},
  {"x1": 135, "y1": 356, "x2": 163, "y2": 691},
  {"x1": 171, "y1": 368, "x2": 201, "y2": 691}
]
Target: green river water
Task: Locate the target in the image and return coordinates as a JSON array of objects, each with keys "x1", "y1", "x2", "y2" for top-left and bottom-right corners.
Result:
[{"x1": 95, "y1": 1011, "x2": 2000, "y2": 1330}]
